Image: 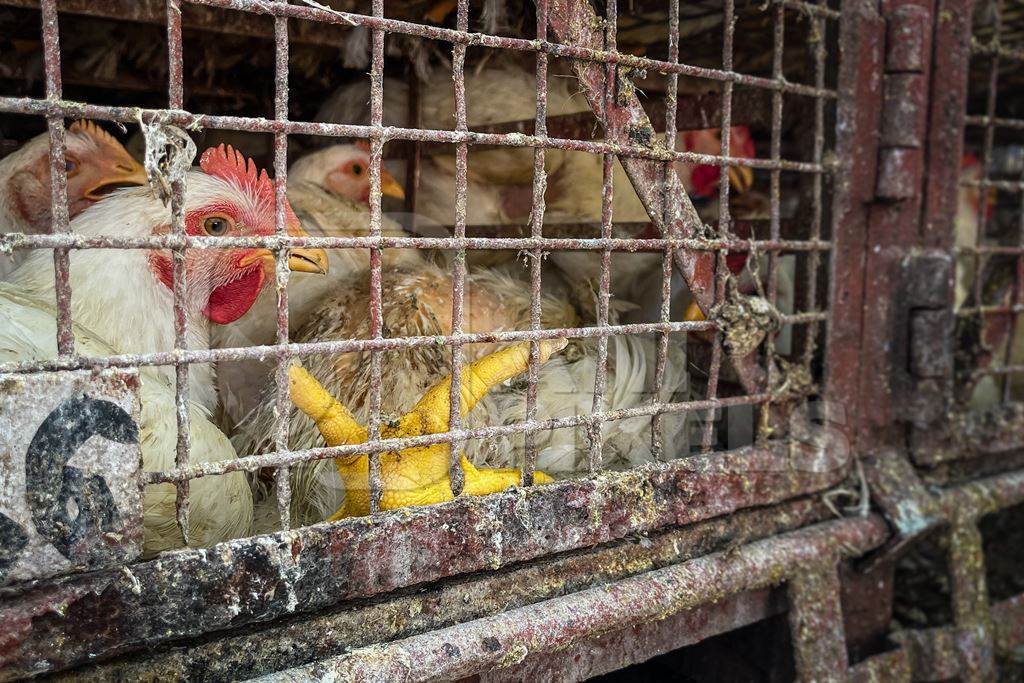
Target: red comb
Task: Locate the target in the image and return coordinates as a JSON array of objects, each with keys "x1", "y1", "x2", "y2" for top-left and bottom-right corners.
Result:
[
  {"x1": 730, "y1": 125, "x2": 756, "y2": 158},
  {"x1": 199, "y1": 144, "x2": 274, "y2": 203}
]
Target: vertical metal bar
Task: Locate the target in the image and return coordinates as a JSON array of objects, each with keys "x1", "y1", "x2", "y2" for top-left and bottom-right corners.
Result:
[
  {"x1": 803, "y1": 11, "x2": 827, "y2": 370},
  {"x1": 652, "y1": 0, "x2": 680, "y2": 460},
  {"x1": 948, "y1": 517, "x2": 996, "y2": 681},
  {"x1": 446, "y1": 0, "x2": 470, "y2": 496},
  {"x1": 166, "y1": 0, "x2": 191, "y2": 544},
  {"x1": 974, "y1": 0, "x2": 1001, "y2": 396},
  {"x1": 39, "y1": 0, "x2": 73, "y2": 358},
  {"x1": 522, "y1": 0, "x2": 549, "y2": 487},
  {"x1": 787, "y1": 561, "x2": 850, "y2": 682},
  {"x1": 272, "y1": 5, "x2": 292, "y2": 530},
  {"x1": 700, "y1": 0, "x2": 737, "y2": 452},
  {"x1": 588, "y1": 0, "x2": 617, "y2": 472},
  {"x1": 366, "y1": 0, "x2": 386, "y2": 513},
  {"x1": 760, "y1": 1, "x2": 785, "y2": 440}
]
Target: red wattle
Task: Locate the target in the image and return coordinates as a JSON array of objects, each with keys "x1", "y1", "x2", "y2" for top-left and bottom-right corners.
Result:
[
  {"x1": 726, "y1": 251, "x2": 748, "y2": 274},
  {"x1": 690, "y1": 164, "x2": 721, "y2": 198},
  {"x1": 203, "y1": 266, "x2": 266, "y2": 324}
]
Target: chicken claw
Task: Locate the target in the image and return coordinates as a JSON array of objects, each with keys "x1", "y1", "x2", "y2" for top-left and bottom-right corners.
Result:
[{"x1": 287, "y1": 339, "x2": 566, "y2": 519}]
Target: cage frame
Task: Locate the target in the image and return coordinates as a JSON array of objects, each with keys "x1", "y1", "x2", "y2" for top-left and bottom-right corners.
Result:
[{"x1": 1, "y1": 0, "x2": 1024, "y2": 680}]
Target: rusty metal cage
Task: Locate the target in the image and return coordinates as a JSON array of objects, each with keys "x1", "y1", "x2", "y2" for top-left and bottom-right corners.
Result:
[{"x1": 0, "y1": 0, "x2": 1022, "y2": 680}]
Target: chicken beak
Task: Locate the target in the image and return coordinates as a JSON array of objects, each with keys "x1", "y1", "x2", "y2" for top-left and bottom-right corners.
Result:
[
  {"x1": 289, "y1": 247, "x2": 329, "y2": 274},
  {"x1": 683, "y1": 301, "x2": 706, "y2": 322},
  {"x1": 238, "y1": 247, "x2": 329, "y2": 275},
  {"x1": 82, "y1": 157, "x2": 148, "y2": 200},
  {"x1": 726, "y1": 165, "x2": 754, "y2": 194},
  {"x1": 380, "y1": 169, "x2": 406, "y2": 200}
]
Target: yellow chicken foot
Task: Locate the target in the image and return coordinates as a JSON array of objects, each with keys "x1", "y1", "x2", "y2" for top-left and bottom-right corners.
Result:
[{"x1": 288, "y1": 339, "x2": 565, "y2": 519}]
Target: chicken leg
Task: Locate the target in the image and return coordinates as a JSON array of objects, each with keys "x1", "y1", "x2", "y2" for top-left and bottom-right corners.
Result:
[{"x1": 288, "y1": 339, "x2": 565, "y2": 519}]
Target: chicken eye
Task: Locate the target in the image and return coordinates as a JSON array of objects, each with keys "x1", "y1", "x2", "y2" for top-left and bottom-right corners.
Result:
[
  {"x1": 203, "y1": 216, "x2": 231, "y2": 236},
  {"x1": 65, "y1": 159, "x2": 78, "y2": 175},
  {"x1": 351, "y1": 163, "x2": 364, "y2": 176}
]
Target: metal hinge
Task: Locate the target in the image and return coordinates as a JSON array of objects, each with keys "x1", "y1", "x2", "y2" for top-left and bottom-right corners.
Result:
[
  {"x1": 876, "y1": 4, "x2": 932, "y2": 200},
  {"x1": 896, "y1": 250, "x2": 955, "y2": 427}
]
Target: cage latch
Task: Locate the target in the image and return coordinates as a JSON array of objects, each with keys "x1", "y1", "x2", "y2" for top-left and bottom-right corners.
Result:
[{"x1": 892, "y1": 251, "x2": 955, "y2": 427}]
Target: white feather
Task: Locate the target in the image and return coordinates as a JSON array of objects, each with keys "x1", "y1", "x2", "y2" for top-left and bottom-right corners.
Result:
[{"x1": 1, "y1": 179, "x2": 255, "y2": 556}]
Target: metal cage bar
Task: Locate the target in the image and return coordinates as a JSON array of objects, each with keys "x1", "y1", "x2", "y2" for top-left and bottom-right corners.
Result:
[
  {"x1": 166, "y1": 0, "x2": 192, "y2": 545},
  {"x1": 446, "y1": 0, "x2": 470, "y2": 496},
  {"x1": 271, "y1": 0, "x2": 293, "y2": 531},
  {"x1": 521, "y1": 0, "x2": 549, "y2": 486}
]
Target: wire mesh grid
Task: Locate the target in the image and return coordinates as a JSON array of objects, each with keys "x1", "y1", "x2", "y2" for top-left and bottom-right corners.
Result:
[
  {"x1": 957, "y1": 0, "x2": 1024, "y2": 410},
  {"x1": 0, "y1": 0, "x2": 839, "y2": 551}
]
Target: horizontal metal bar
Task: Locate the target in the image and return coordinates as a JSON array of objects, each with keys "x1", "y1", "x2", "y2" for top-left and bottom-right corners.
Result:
[
  {"x1": 972, "y1": 363, "x2": 1024, "y2": 377},
  {"x1": 955, "y1": 244, "x2": 1024, "y2": 255},
  {"x1": 0, "y1": 0, "x2": 344, "y2": 46},
  {"x1": 0, "y1": 312, "x2": 827, "y2": 376},
  {"x1": 249, "y1": 516, "x2": 887, "y2": 682},
  {"x1": 962, "y1": 177, "x2": 1024, "y2": 192},
  {"x1": 482, "y1": 589, "x2": 787, "y2": 683},
  {"x1": 970, "y1": 40, "x2": 1024, "y2": 61},
  {"x1": 0, "y1": 0, "x2": 846, "y2": 61},
  {"x1": 146, "y1": 392, "x2": 781, "y2": 485},
  {"x1": 0, "y1": 96, "x2": 828, "y2": 173},
  {"x1": 777, "y1": 0, "x2": 842, "y2": 19},
  {"x1": 939, "y1": 466, "x2": 1024, "y2": 520},
  {"x1": 956, "y1": 303, "x2": 1024, "y2": 316},
  {"x1": 383, "y1": 89, "x2": 784, "y2": 154},
  {"x1": 178, "y1": 0, "x2": 838, "y2": 99},
  {"x1": 964, "y1": 114, "x2": 1024, "y2": 130},
  {"x1": 0, "y1": 232, "x2": 834, "y2": 254}
]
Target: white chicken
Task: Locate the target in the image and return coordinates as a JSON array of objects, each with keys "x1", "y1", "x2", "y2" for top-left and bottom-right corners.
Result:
[
  {"x1": 318, "y1": 67, "x2": 757, "y2": 230},
  {"x1": 0, "y1": 144, "x2": 327, "y2": 555},
  {"x1": 288, "y1": 140, "x2": 405, "y2": 205},
  {"x1": 316, "y1": 64, "x2": 593, "y2": 227},
  {"x1": 0, "y1": 120, "x2": 147, "y2": 279}
]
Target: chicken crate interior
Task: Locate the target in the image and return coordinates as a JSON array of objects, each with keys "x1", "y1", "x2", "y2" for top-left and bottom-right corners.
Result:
[{"x1": 1, "y1": 0, "x2": 1024, "y2": 680}]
